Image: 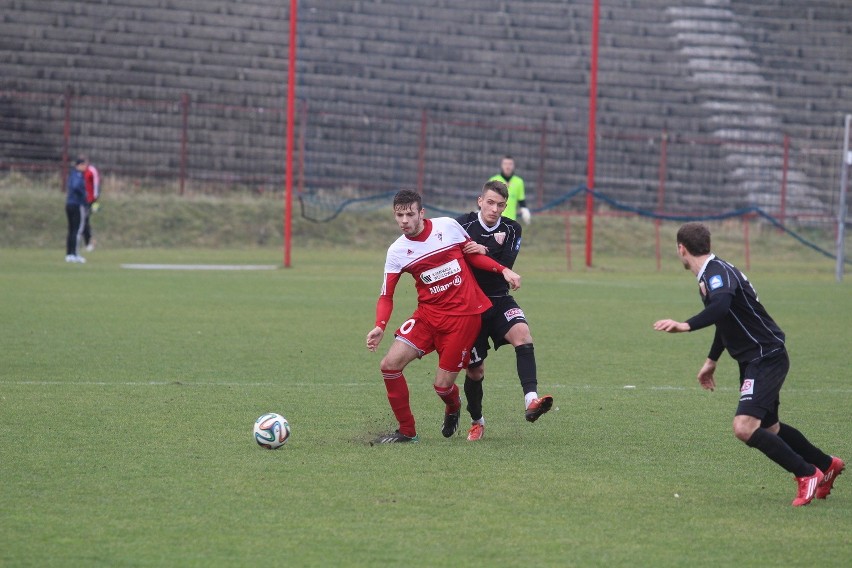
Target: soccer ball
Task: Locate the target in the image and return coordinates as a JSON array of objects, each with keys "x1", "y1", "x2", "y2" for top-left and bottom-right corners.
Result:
[{"x1": 253, "y1": 413, "x2": 291, "y2": 449}]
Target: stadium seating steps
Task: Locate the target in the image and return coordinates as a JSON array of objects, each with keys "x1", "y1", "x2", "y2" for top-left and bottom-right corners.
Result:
[{"x1": 0, "y1": 0, "x2": 849, "y2": 213}]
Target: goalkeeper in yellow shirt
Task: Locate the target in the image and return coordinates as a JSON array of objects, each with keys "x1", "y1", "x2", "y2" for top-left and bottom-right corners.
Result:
[{"x1": 489, "y1": 155, "x2": 531, "y2": 224}]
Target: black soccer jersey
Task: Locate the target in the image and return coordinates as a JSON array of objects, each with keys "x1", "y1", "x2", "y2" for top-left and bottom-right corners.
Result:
[
  {"x1": 685, "y1": 255, "x2": 785, "y2": 363},
  {"x1": 456, "y1": 211, "x2": 522, "y2": 297}
]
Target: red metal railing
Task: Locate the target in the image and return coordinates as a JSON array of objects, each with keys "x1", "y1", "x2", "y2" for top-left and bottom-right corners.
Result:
[{"x1": 0, "y1": 88, "x2": 840, "y2": 227}]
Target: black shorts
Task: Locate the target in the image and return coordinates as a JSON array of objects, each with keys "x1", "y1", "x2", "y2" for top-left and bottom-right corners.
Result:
[
  {"x1": 468, "y1": 295, "x2": 527, "y2": 368},
  {"x1": 735, "y1": 349, "x2": 788, "y2": 427}
]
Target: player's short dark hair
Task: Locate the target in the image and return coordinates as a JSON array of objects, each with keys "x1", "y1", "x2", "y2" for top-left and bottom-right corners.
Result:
[
  {"x1": 502, "y1": 155, "x2": 514, "y2": 162},
  {"x1": 677, "y1": 222, "x2": 711, "y2": 255},
  {"x1": 393, "y1": 189, "x2": 422, "y2": 211},
  {"x1": 482, "y1": 180, "x2": 509, "y2": 200}
]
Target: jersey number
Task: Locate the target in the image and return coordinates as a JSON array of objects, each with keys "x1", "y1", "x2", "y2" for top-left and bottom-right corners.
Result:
[{"x1": 399, "y1": 319, "x2": 416, "y2": 335}]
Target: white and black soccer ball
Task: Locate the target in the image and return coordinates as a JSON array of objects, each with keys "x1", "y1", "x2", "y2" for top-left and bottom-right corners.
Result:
[{"x1": 253, "y1": 413, "x2": 291, "y2": 449}]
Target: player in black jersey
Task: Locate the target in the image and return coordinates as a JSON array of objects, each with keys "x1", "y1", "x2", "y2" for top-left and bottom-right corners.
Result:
[
  {"x1": 456, "y1": 180, "x2": 553, "y2": 441},
  {"x1": 654, "y1": 222, "x2": 844, "y2": 506}
]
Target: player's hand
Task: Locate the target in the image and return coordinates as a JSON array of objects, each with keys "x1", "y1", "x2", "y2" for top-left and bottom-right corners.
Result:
[
  {"x1": 697, "y1": 359, "x2": 717, "y2": 391},
  {"x1": 519, "y1": 207, "x2": 531, "y2": 225},
  {"x1": 653, "y1": 319, "x2": 690, "y2": 333},
  {"x1": 502, "y1": 268, "x2": 521, "y2": 290},
  {"x1": 91, "y1": 202, "x2": 100, "y2": 213},
  {"x1": 366, "y1": 326, "x2": 384, "y2": 352},
  {"x1": 463, "y1": 241, "x2": 486, "y2": 255}
]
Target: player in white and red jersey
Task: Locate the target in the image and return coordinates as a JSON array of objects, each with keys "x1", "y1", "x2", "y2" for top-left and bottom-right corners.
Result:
[
  {"x1": 366, "y1": 189, "x2": 521, "y2": 444},
  {"x1": 82, "y1": 158, "x2": 100, "y2": 251}
]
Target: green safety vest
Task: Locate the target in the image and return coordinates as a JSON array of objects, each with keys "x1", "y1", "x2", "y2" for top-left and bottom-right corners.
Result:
[{"x1": 488, "y1": 174, "x2": 526, "y2": 221}]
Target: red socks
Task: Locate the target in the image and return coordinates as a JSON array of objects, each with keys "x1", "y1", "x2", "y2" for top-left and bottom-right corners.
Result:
[
  {"x1": 434, "y1": 383, "x2": 461, "y2": 413},
  {"x1": 382, "y1": 370, "x2": 462, "y2": 436},
  {"x1": 382, "y1": 369, "x2": 416, "y2": 437}
]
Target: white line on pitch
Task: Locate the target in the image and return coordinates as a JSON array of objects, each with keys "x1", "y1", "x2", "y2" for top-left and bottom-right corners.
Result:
[
  {"x1": 120, "y1": 264, "x2": 278, "y2": 270},
  {"x1": 0, "y1": 381, "x2": 360, "y2": 387},
  {"x1": 2, "y1": 381, "x2": 851, "y2": 394}
]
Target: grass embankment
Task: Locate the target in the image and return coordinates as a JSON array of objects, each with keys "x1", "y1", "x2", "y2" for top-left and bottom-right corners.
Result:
[{"x1": 1, "y1": 174, "x2": 847, "y2": 275}]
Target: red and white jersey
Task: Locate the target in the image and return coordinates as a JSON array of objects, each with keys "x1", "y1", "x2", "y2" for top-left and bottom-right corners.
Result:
[
  {"x1": 84, "y1": 165, "x2": 100, "y2": 204},
  {"x1": 378, "y1": 217, "x2": 491, "y2": 324}
]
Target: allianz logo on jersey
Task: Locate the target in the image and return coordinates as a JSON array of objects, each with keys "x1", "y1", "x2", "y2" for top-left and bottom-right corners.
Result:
[
  {"x1": 419, "y1": 259, "x2": 461, "y2": 284},
  {"x1": 428, "y1": 275, "x2": 463, "y2": 295}
]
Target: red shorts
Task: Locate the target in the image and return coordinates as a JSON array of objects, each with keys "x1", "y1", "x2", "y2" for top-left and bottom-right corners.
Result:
[{"x1": 393, "y1": 308, "x2": 481, "y2": 372}]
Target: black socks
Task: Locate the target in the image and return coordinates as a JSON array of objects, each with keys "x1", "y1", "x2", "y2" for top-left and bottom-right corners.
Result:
[
  {"x1": 746, "y1": 428, "x2": 815, "y2": 477},
  {"x1": 464, "y1": 375, "x2": 483, "y2": 421},
  {"x1": 777, "y1": 423, "x2": 833, "y2": 472},
  {"x1": 515, "y1": 343, "x2": 537, "y2": 395}
]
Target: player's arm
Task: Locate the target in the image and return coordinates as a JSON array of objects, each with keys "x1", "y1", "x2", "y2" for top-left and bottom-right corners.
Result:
[
  {"x1": 83, "y1": 170, "x2": 94, "y2": 203},
  {"x1": 653, "y1": 292, "x2": 733, "y2": 333},
  {"x1": 462, "y1": 240, "x2": 486, "y2": 255},
  {"x1": 707, "y1": 328, "x2": 724, "y2": 361},
  {"x1": 653, "y1": 319, "x2": 690, "y2": 333},
  {"x1": 366, "y1": 272, "x2": 401, "y2": 352},
  {"x1": 517, "y1": 179, "x2": 531, "y2": 224},
  {"x1": 684, "y1": 292, "x2": 733, "y2": 331},
  {"x1": 458, "y1": 217, "x2": 487, "y2": 256},
  {"x1": 696, "y1": 330, "x2": 724, "y2": 391},
  {"x1": 464, "y1": 249, "x2": 521, "y2": 290},
  {"x1": 696, "y1": 358, "x2": 717, "y2": 391}
]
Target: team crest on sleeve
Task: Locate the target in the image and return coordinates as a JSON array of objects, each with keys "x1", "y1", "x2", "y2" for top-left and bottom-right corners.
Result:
[
  {"x1": 709, "y1": 275, "x2": 723, "y2": 290},
  {"x1": 493, "y1": 232, "x2": 506, "y2": 245},
  {"x1": 514, "y1": 237, "x2": 521, "y2": 252}
]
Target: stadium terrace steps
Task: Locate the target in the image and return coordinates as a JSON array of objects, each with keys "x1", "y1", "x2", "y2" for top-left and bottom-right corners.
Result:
[{"x1": 1, "y1": 0, "x2": 850, "y2": 215}]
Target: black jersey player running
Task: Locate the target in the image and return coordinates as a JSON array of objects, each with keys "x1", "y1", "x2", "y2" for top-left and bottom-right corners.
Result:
[
  {"x1": 654, "y1": 222, "x2": 844, "y2": 506},
  {"x1": 456, "y1": 180, "x2": 553, "y2": 441}
]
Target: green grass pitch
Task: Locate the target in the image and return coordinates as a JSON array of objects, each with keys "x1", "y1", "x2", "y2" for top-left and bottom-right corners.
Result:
[{"x1": 1, "y1": 247, "x2": 849, "y2": 567}]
